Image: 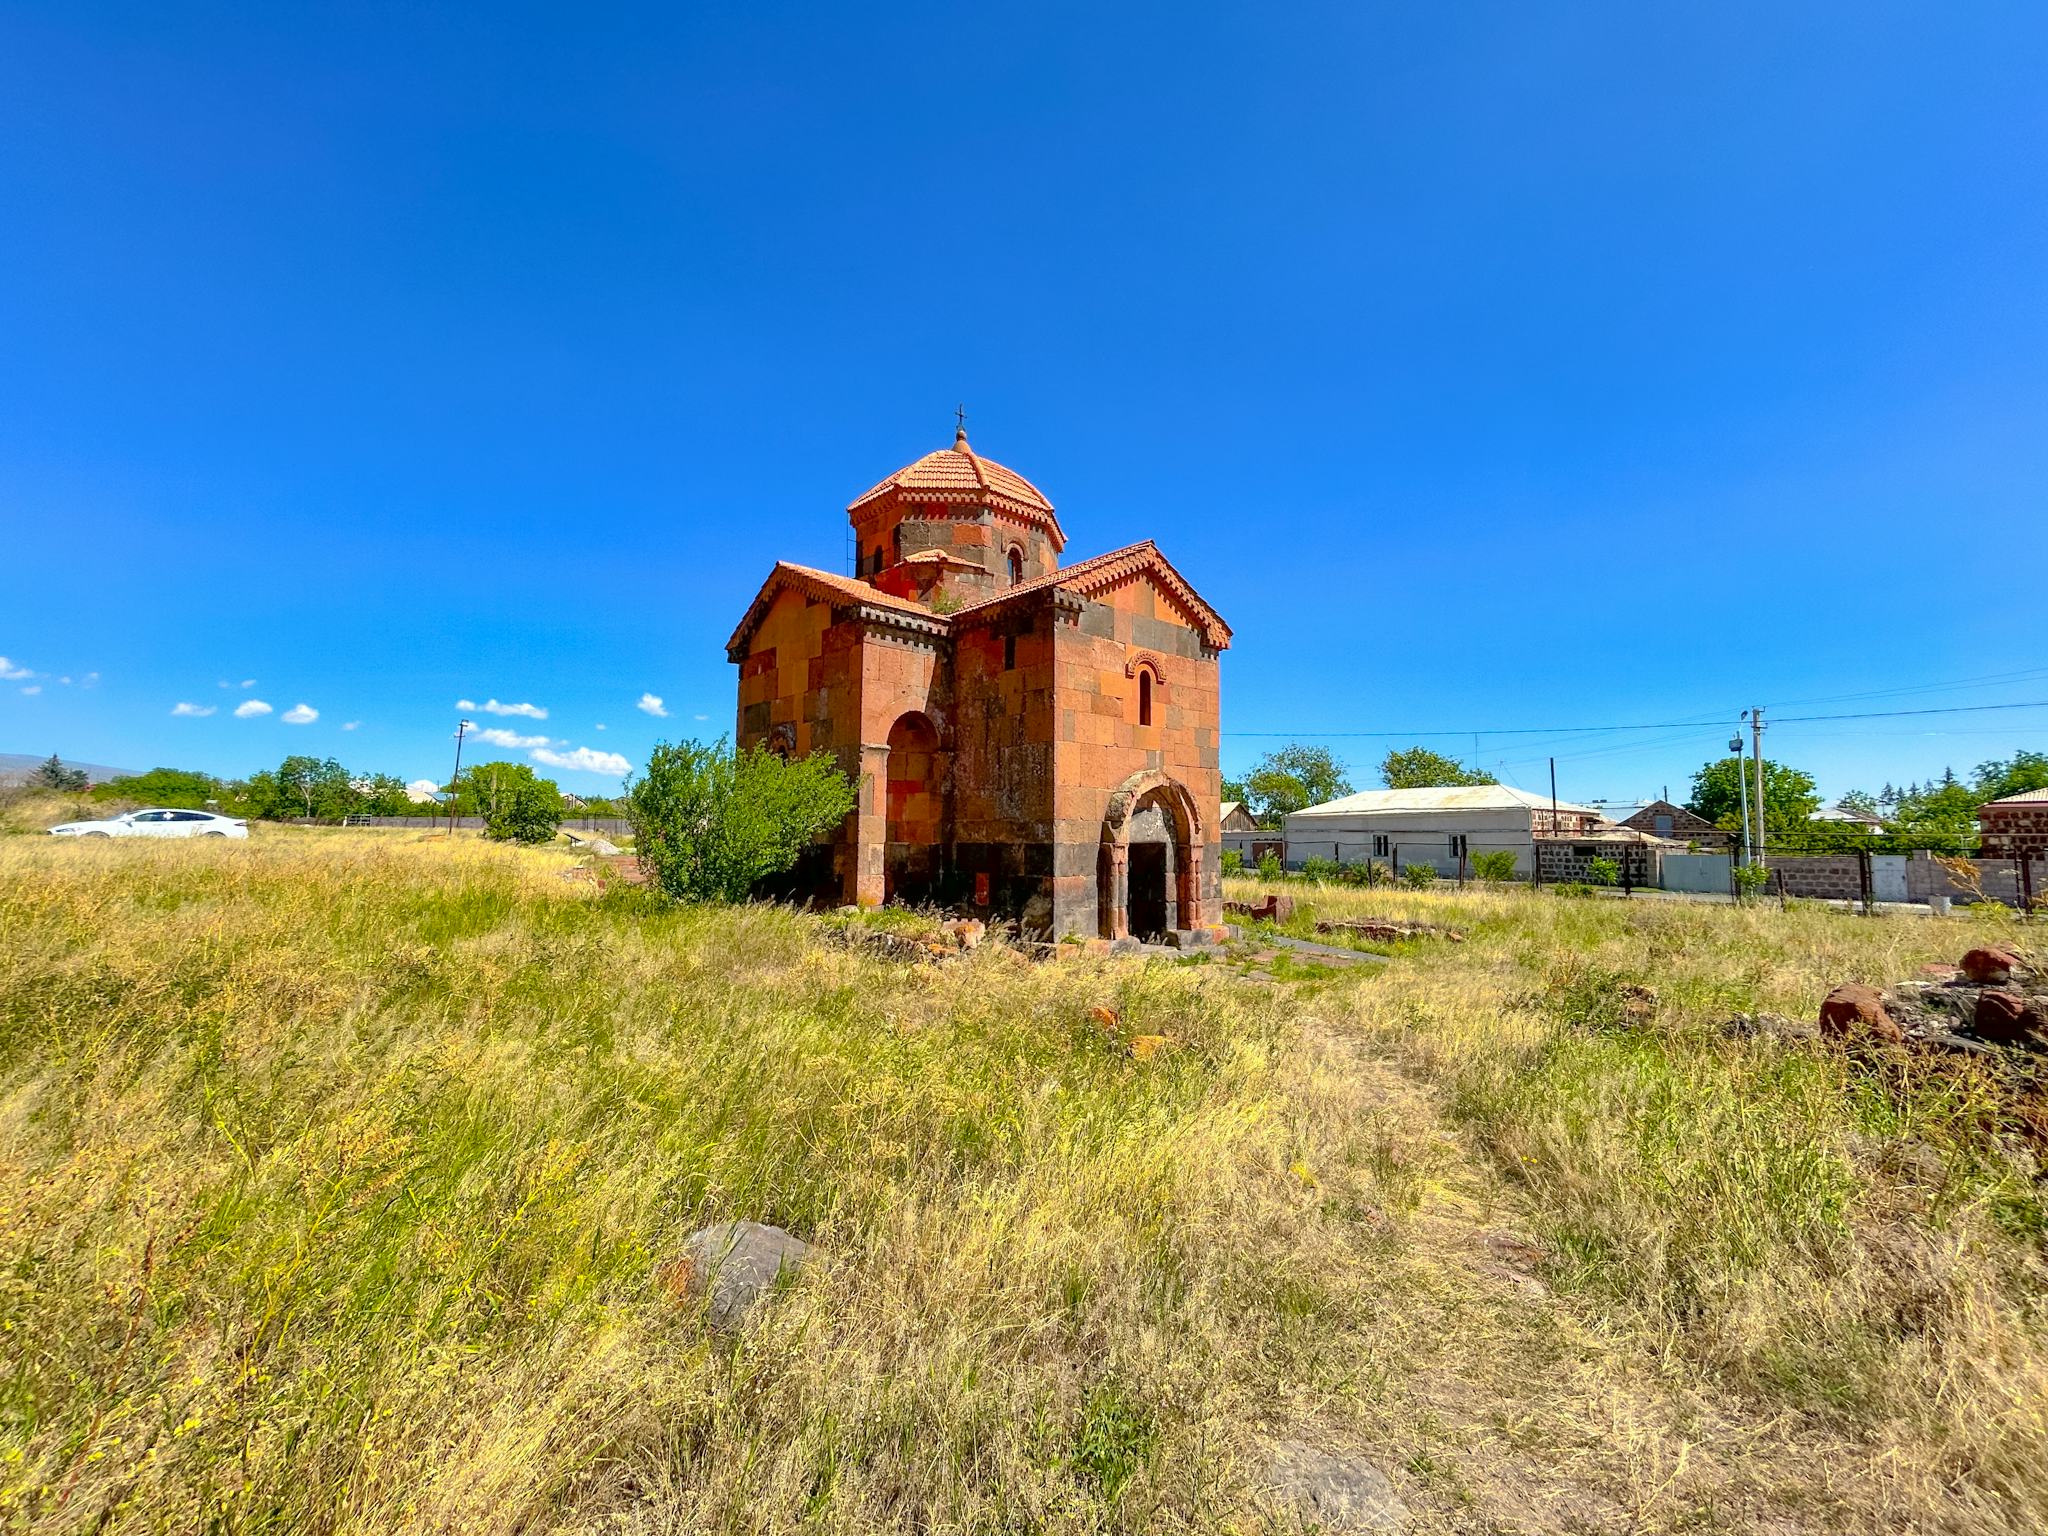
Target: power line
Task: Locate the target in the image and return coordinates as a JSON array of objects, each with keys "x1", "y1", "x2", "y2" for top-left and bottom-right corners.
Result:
[{"x1": 1221, "y1": 698, "x2": 2048, "y2": 740}]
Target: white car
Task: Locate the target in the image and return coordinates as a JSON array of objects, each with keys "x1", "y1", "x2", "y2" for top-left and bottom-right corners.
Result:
[{"x1": 49, "y1": 808, "x2": 250, "y2": 839}]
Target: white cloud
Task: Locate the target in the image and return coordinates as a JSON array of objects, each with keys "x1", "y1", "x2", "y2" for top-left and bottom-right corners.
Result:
[
  {"x1": 0, "y1": 657, "x2": 32, "y2": 681},
  {"x1": 58, "y1": 676, "x2": 71, "y2": 686},
  {"x1": 693, "y1": 713, "x2": 709, "y2": 722},
  {"x1": 458, "y1": 698, "x2": 548, "y2": 720},
  {"x1": 531, "y1": 745, "x2": 630, "y2": 777},
  {"x1": 20, "y1": 684, "x2": 41, "y2": 696},
  {"x1": 341, "y1": 720, "x2": 361, "y2": 731},
  {"x1": 81, "y1": 673, "x2": 99, "y2": 688},
  {"x1": 235, "y1": 699, "x2": 274, "y2": 718},
  {"x1": 637, "y1": 693, "x2": 668, "y2": 717},
  {"x1": 405, "y1": 778, "x2": 441, "y2": 801},
  {"x1": 282, "y1": 703, "x2": 319, "y2": 725},
  {"x1": 171, "y1": 702, "x2": 217, "y2": 717},
  {"x1": 475, "y1": 727, "x2": 550, "y2": 749},
  {"x1": 594, "y1": 723, "x2": 607, "y2": 731}
]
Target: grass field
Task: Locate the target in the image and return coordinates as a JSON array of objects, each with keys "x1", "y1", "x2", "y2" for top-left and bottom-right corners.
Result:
[{"x1": 2, "y1": 828, "x2": 2044, "y2": 1533}]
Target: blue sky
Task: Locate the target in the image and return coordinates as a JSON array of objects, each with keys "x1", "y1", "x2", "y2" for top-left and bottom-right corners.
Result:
[{"x1": 3, "y1": 2, "x2": 2044, "y2": 806}]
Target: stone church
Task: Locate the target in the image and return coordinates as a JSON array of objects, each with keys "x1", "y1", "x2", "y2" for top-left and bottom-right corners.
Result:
[{"x1": 726, "y1": 425, "x2": 1231, "y2": 940}]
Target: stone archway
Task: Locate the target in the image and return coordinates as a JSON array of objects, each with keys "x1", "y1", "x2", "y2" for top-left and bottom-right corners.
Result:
[
  {"x1": 1098, "y1": 770, "x2": 1204, "y2": 940},
  {"x1": 883, "y1": 711, "x2": 943, "y2": 903}
]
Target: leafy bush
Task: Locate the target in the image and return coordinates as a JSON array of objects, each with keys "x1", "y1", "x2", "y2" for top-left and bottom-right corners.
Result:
[
  {"x1": 469, "y1": 764, "x2": 562, "y2": 844},
  {"x1": 1732, "y1": 862, "x2": 1772, "y2": 902},
  {"x1": 627, "y1": 737, "x2": 858, "y2": 902},
  {"x1": 1401, "y1": 862, "x2": 1438, "y2": 889},
  {"x1": 1219, "y1": 848, "x2": 1243, "y2": 875},
  {"x1": 1300, "y1": 856, "x2": 1339, "y2": 883},
  {"x1": 1471, "y1": 849, "x2": 1517, "y2": 883},
  {"x1": 1587, "y1": 856, "x2": 1621, "y2": 887},
  {"x1": 1256, "y1": 850, "x2": 1281, "y2": 880}
]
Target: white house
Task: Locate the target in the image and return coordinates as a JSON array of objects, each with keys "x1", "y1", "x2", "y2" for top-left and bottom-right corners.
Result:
[{"x1": 1282, "y1": 785, "x2": 1610, "y2": 877}]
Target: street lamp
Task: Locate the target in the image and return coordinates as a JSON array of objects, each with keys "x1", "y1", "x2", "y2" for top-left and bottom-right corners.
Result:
[
  {"x1": 447, "y1": 718, "x2": 473, "y2": 839},
  {"x1": 1731, "y1": 729, "x2": 1753, "y2": 866}
]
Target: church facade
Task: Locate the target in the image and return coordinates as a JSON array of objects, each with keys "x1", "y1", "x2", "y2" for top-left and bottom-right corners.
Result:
[{"x1": 726, "y1": 427, "x2": 1231, "y2": 940}]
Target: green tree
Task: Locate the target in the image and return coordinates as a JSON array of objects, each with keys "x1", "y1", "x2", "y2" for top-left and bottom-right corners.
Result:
[
  {"x1": 1975, "y1": 750, "x2": 2048, "y2": 804},
  {"x1": 1888, "y1": 774, "x2": 1981, "y2": 851},
  {"x1": 276, "y1": 756, "x2": 352, "y2": 819},
  {"x1": 1220, "y1": 777, "x2": 1251, "y2": 809},
  {"x1": 1685, "y1": 756, "x2": 1820, "y2": 832},
  {"x1": 349, "y1": 773, "x2": 416, "y2": 816},
  {"x1": 1244, "y1": 744, "x2": 1353, "y2": 820},
  {"x1": 28, "y1": 754, "x2": 88, "y2": 792},
  {"x1": 1379, "y1": 746, "x2": 1494, "y2": 790},
  {"x1": 460, "y1": 762, "x2": 563, "y2": 843},
  {"x1": 90, "y1": 766, "x2": 216, "y2": 807},
  {"x1": 627, "y1": 737, "x2": 859, "y2": 902}
]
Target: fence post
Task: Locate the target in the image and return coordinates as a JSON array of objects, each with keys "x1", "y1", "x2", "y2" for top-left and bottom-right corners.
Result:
[
  {"x1": 1775, "y1": 867, "x2": 1788, "y2": 911},
  {"x1": 1458, "y1": 847, "x2": 1467, "y2": 888},
  {"x1": 1858, "y1": 846, "x2": 1873, "y2": 915}
]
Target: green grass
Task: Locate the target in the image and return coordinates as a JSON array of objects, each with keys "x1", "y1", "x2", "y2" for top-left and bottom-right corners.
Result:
[{"x1": 1, "y1": 834, "x2": 2045, "y2": 1532}]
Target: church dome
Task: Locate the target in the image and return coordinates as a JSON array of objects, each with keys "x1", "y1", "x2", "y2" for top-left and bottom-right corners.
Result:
[{"x1": 847, "y1": 428, "x2": 1061, "y2": 538}]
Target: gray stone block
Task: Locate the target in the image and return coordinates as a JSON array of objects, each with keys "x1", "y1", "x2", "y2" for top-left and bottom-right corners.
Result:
[
  {"x1": 679, "y1": 1220, "x2": 813, "y2": 1328},
  {"x1": 1262, "y1": 1441, "x2": 1409, "y2": 1531}
]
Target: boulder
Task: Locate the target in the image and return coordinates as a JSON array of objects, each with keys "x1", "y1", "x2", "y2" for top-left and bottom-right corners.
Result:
[
  {"x1": 1721, "y1": 1011, "x2": 1820, "y2": 1043},
  {"x1": 1819, "y1": 983, "x2": 1904, "y2": 1044},
  {"x1": 1972, "y1": 990, "x2": 2048, "y2": 1045},
  {"x1": 675, "y1": 1221, "x2": 813, "y2": 1328},
  {"x1": 1261, "y1": 1441, "x2": 1409, "y2": 1532},
  {"x1": 1960, "y1": 947, "x2": 2022, "y2": 985}
]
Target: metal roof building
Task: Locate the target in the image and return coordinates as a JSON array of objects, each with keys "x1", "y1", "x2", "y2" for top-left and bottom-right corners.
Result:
[{"x1": 1282, "y1": 784, "x2": 1617, "y2": 877}]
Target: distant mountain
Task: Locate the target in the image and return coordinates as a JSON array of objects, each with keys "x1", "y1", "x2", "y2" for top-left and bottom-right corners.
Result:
[{"x1": 0, "y1": 752, "x2": 140, "y2": 787}]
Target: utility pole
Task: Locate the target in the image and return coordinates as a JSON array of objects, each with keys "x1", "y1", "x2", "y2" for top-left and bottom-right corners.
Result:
[
  {"x1": 446, "y1": 717, "x2": 472, "y2": 839},
  {"x1": 1732, "y1": 728, "x2": 1753, "y2": 866},
  {"x1": 1750, "y1": 705, "x2": 1768, "y2": 866}
]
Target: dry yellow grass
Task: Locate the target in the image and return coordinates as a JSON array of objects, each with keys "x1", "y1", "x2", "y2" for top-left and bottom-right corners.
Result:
[{"x1": 0, "y1": 833, "x2": 2042, "y2": 1533}]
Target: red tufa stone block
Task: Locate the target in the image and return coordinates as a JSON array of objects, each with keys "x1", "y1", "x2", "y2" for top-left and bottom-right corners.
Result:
[
  {"x1": 1960, "y1": 947, "x2": 2022, "y2": 985},
  {"x1": 1819, "y1": 983, "x2": 1904, "y2": 1044}
]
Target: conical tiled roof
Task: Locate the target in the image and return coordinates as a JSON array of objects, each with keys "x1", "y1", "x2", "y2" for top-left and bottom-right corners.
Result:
[{"x1": 848, "y1": 429, "x2": 1062, "y2": 543}]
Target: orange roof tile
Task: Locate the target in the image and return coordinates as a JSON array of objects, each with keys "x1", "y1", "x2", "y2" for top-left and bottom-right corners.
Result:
[
  {"x1": 848, "y1": 429, "x2": 1064, "y2": 544},
  {"x1": 950, "y1": 540, "x2": 1233, "y2": 649},
  {"x1": 725, "y1": 561, "x2": 946, "y2": 658}
]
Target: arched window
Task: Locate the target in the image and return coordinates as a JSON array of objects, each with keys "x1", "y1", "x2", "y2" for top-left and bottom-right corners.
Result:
[
  {"x1": 1007, "y1": 545, "x2": 1024, "y2": 586},
  {"x1": 1138, "y1": 669, "x2": 1153, "y2": 726}
]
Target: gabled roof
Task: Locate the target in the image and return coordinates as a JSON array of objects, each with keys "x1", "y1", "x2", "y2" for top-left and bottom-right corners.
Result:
[
  {"x1": 1984, "y1": 787, "x2": 2048, "y2": 807},
  {"x1": 950, "y1": 540, "x2": 1233, "y2": 649},
  {"x1": 848, "y1": 429, "x2": 1064, "y2": 547},
  {"x1": 1289, "y1": 785, "x2": 1602, "y2": 818},
  {"x1": 725, "y1": 561, "x2": 942, "y2": 659}
]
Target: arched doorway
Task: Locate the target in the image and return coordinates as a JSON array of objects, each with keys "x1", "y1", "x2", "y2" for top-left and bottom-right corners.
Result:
[
  {"x1": 883, "y1": 711, "x2": 942, "y2": 903},
  {"x1": 1099, "y1": 771, "x2": 1203, "y2": 940}
]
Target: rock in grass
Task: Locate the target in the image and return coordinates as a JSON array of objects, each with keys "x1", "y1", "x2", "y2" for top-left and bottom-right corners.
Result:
[
  {"x1": 677, "y1": 1221, "x2": 812, "y2": 1327},
  {"x1": 1261, "y1": 1441, "x2": 1409, "y2": 1532},
  {"x1": 1960, "y1": 947, "x2": 2022, "y2": 985},
  {"x1": 1973, "y1": 991, "x2": 2048, "y2": 1046},
  {"x1": 1819, "y1": 983, "x2": 1903, "y2": 1045}
]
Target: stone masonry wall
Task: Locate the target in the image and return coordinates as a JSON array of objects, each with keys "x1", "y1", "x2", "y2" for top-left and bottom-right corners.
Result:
[
  {"x1": 1534, "y1": 839, "x2": 1655, "y2": 885},
  {"x1": 1051, "y1": 573, "x2": 1222, "y2": 938},
  {"x1": 1981, "y1": 804, "x2": 2048, "y2": 859}
]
